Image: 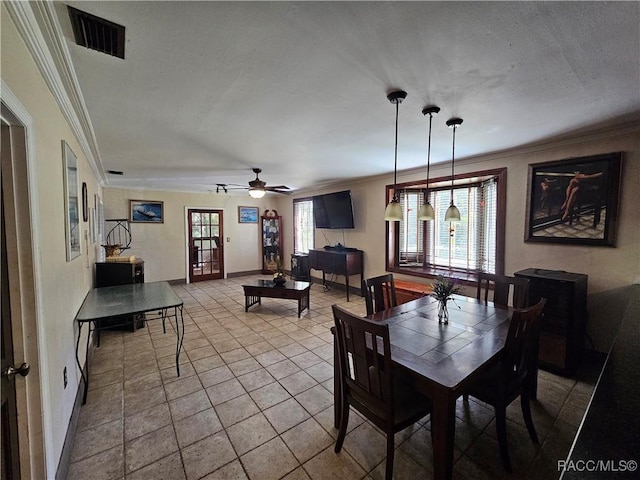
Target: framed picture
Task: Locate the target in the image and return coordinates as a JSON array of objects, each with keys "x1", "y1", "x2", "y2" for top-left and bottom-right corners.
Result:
[
  {"x1": 63, "y1": 141, "x2": 81, "y2": 261},
  {"x1": 238, "y1": 206, "x2": 259, "y2": 223},
  {"x1": 81, "y1": 182, "x2": 88, "y2": 222},
  {"x1": 525, "y1": 152, "x2": 622, "y2": 246},
  {"x1": 130, "y1": 200, "x2": 164, "y2": 223}
]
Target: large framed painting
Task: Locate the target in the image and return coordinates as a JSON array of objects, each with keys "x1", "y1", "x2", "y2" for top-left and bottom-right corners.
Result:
[
  {"x1": 63, "y1": 140, "x2": 81, "y2": 261},
  {"x1": 525, "y1": 152, "x2": 622, "y2": 246},
  {"x1": 130, "y1": 200, "x2": 164, "y2": 223}
]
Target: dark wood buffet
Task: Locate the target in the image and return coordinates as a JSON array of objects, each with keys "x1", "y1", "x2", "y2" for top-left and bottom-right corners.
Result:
[{"x1": 308, "y1": 248, "x2": 363, "y2": 301}]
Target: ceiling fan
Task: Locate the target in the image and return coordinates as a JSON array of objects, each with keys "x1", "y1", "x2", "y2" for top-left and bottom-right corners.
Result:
[{"x1": 215, "y1": 168, "x2": 291, "y2": 197}]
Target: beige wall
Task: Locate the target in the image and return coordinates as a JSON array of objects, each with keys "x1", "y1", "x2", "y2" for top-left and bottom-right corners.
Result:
[
  {"x1": 275, "y1": 127, "x2": 640, "y2": 351},
  {"x1": 102, "y1": 188, "x2": 281, "y2": 281},
  {"x1": 2, "y1": 5, "x2": 101, "y2": 476}
]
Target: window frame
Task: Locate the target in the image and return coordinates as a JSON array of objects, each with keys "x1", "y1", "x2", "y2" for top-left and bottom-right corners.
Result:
[
  {"x1": 293, "y1": 197, "x2": 315, "y2": 254},
  {"x1": 385, "y1": 167, "x2": 507, "y2": 283}
]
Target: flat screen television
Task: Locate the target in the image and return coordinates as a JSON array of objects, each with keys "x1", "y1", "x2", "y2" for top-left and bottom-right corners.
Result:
[{"x1": 313, "y1": 190, "x2": 355, "y2": 229}]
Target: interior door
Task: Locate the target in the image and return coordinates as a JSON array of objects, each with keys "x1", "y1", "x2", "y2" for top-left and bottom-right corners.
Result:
[
  {"x1": 188, "y1": 209, "x2": 223, "y2": 282},
  {"x1": 1, "y1": 177, "x2": 20, "y2": 480}
]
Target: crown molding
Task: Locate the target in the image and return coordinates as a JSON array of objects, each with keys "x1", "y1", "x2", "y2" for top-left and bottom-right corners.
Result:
[{"x1": 4, "y1": 0, "x2": 105, "y2": 183}]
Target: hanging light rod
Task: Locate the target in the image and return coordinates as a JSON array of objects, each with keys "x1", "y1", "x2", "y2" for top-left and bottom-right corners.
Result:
[
  {"x1": 384, "y1": 89, "x2": 407, "y2": 222},
  {"x1": 445, "y1": 117, "x2": 463, "y2": 222},
  {"x1": 418, "y1": 105, "x2": 440, "y2": 221}
]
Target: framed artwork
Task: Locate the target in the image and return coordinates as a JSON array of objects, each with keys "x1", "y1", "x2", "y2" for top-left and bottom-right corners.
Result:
[
  {"x1": 81, "y1": 182, "x2": 88, "y2": 222},
  {"x1": 63, "y1": 141, "x2": 81, "y2": 261},
  {"x1": 130, "y1": 200, "x2": 164, "y2": 223},
  {"x1": 238, "y1": 206, "x2": 259, "y2": 223},
  {"x1": 95, "y1": 194, "x2": 104, "y2": 242},
  {"x1": 524, "y1": 152, "x2": 622, "y2": 246}
]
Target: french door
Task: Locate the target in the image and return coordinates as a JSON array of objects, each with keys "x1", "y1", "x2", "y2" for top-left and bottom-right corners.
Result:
[{"x1": 188, "y1": 209, "x2": 223, "y2": 282}]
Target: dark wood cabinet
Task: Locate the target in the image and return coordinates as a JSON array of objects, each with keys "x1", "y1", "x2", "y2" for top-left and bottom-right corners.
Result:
[
  {"x1": 95, "y1": 259, "x2": 145, "y2": 330},
  {"x1": 308, "y1": 248, "x2": 363, "y2": 301},
  {"x1": 290, "y1": 253, "x2": 310, "y2": 281},
  {"x1": 515, "y1": 268, "x2": 588, "y2": 375},
  {"x1": 96, "y1": 259, "x2": 144, "y2": 287}
]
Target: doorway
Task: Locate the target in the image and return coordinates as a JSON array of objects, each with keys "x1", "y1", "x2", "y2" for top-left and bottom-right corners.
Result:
[
  {"x1": 1, "y1": 101, "x2": 45, "y2": 479},
  {"x1": 188, "y1": 209, "x2": 224, "y2": 282}
]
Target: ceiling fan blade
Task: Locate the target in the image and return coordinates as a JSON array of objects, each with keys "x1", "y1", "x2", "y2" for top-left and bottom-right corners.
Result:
[
  {"x1": 265, "y1": 185, "x2": 290, "y2": 191},
  {"x1": 265, "y1": 187, "x2": 292, "y2": 195}
]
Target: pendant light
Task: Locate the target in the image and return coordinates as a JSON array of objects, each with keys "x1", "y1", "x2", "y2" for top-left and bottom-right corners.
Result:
[
  {"x1": 444, "y1": 117, "x2": 463, "y2": 222},
  {"x1": 417, "y1": 105, "x2": 440, "y2": 220},
  {"x1": 384, "y1": 90, "x2": 407, "y2": 221}
]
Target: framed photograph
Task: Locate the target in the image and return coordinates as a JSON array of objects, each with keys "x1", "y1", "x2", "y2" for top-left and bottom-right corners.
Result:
[
  {"x1": 63, "y1": 141, "x2": 81, "y2": 261},
  {"x1": 525, "y1": 152, "x2": 622, "y2": 246},
  {"x1": 238, "y1": 206, "x2": 259, "y2": 223},
  {"x1": 130, "y1": 200, "x2": 164, "y2": 223}
]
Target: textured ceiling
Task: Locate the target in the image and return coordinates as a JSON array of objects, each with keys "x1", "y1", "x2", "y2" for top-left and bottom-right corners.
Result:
[{"x1": 55, "y1": 1, "x2": 640, "y2": 194}]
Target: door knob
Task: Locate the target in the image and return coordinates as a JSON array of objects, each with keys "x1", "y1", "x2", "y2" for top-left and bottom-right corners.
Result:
[{"x1": 2, "y1": 362, "x2": 31, "y2": 378}]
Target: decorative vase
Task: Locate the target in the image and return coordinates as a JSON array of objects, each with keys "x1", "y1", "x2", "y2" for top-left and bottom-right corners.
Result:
[
  {"x1": 273, "y1": 274, "x2": 286, "y2": 286},
  {"x1": 437, "y1": 299, "x2": 449, "y2": 324}
]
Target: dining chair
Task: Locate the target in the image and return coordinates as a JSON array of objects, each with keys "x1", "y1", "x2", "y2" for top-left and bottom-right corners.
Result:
[
  {"x1": 476, "y1": 272, "x2": 530, "y2": 309},
  {"x1": 362, "y1": 274, "x2": 398, "y2": 316},
  {"x1": 462, "y1": 298, "x2": 547, "y2": 473},
  {"x1": 332, "y1": 304, "x2": 432, "y2": 480}
]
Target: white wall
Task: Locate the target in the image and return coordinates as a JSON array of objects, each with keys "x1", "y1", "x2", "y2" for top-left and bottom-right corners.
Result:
[{"x1": 102, "y1": 188, "x2": 280, "y2": 281}]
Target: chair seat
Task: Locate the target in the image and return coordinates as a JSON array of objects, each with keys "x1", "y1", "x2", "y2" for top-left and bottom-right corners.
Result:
[
  {"x1": 466, "y1": 363, "x2": 527, "y2": 406},
  {"x1": 392, "y1": 375, "x2": 433, "y2": 428}
]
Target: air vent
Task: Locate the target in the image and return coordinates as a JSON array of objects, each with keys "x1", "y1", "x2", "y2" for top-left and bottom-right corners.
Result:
[{"x1": 68, "y1": 6, "x2": 125, "y2": 59}]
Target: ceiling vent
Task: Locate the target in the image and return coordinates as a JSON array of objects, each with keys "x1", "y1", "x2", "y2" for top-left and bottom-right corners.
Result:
[{"x1": 68, "y1": 6, "x2": 125, "y2": 59}]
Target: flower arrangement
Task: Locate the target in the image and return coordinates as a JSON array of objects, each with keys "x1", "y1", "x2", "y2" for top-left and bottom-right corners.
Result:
[
  {"x1": 273, "y1": 256, "x2": 286, "y2": 284},
  {"x1": 430, "y1": 275, "x2": 460, "y2": 302},
  {"x1": 430, "y1": 275, "x2": 460, "y2": 324}
]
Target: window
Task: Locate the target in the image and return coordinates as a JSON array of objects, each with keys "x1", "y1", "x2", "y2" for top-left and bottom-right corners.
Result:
[
  {"x1": 387, "y1": 168, "x2": 506, "y2": 280},
  {"x1": 293, "y1": 198, "x2": 314, "y2": 253}
]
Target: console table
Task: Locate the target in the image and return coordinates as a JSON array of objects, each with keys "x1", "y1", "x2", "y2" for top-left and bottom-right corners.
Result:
[
  {"x1": 308, "y1": 248, "x2": 363, "y2": 301},
  {"x1": 75, "y1": 281, "x2": 184, "y2": 404}
]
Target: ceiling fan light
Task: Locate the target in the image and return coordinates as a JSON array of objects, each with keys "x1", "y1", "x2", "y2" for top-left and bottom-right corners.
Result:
[
  {"x1": 417, "y1": 202, "x2": 435, "y2": 221},
  {"x1": 249, "y1": 187, "x2": 265, "y2": 199},
  {"x1": 445, "y1": 203, "x2": 461, "y2": 222},
  {"x1": 384, "y1": 199, "x2": 403, "y2": 221}
]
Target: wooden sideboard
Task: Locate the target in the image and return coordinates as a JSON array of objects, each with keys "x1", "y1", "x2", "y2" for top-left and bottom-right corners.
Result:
[
  {"x1": 308, "y1": 248, "x2": 363, "y2": 301},
  {"x1": 515, "y1": 268, "x2": 588, "y2": 375}
]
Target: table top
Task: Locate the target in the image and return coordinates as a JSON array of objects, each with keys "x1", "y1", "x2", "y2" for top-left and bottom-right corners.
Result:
[
  {"x1": 76, "y1": 281, "x2": 182, "y2": 322},
  {"x1": 368, "y1": 294, "x2": 512, "y2": 391},
  {"x1": 242, "y1": 279, "x2": 311, "y2": 291}
]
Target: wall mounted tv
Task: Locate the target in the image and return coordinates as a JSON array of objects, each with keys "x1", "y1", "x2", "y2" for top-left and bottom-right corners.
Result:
[{"x1": 313, "y1": 190, "x2": 355, "y2": 229}]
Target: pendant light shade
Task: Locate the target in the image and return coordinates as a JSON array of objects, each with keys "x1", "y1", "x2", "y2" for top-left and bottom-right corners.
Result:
[
  {"x1": 384, "y1": 90, "x2": 407, "y2": 222},
  {"x1": 444, "y1": 117, "x2": 463, "y2": 222},
  {"x1": 418, "y1": 105, "x2": 440, "y2": 221}
]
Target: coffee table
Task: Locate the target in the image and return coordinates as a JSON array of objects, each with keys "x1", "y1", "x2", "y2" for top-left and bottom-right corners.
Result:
[{"x1": 243, "y1": 279, "x2": 311, "y2": 318}]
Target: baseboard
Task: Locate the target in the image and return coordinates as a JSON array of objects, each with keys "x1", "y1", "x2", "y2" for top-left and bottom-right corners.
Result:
[
  {"x1": 55, "y1": 340, "x2": 95, "y2": 479},
  {"x1": 227, "y1": 269, "x2": 263, "y2": 278}
]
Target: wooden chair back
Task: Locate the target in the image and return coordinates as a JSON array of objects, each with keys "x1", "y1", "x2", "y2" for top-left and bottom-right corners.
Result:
[
  {"x1": 502, "y1": 298, "x2": 546, "y2": 388},
  {"x1": 332, "y1": 305, "x2": 394, "y2": 422},
  {"x1": 477, "y1": 272, "x2": 530, "y2": 308},
  {"x1": 362, "y1": 274, "x2": 398, "y2": 316}
]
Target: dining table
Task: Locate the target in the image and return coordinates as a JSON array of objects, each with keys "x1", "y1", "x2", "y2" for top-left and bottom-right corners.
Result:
[{"x1": 333, "y1": 294, "x2": 513, "y2": 480}]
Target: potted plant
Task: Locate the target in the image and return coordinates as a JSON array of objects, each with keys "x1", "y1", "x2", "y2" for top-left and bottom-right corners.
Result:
[{"x1": 431, "y1": 275, "x2": 460, "y2": 324}]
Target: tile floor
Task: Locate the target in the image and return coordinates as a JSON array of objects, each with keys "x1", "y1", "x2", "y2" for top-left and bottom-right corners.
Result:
[{"x1": 66, "y1": 275, "x2": 602, "y2": 480}]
